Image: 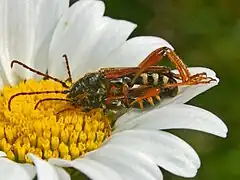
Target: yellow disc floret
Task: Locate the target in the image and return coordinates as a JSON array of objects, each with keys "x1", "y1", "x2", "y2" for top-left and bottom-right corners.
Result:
[{"x1": 0, "y1": 79, "x2": 111, "y2": 163}]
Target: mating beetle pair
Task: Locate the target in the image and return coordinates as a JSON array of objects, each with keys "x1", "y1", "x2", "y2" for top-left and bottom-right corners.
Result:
[{"x1": 8, "y1": 47, "x2": 215, "y2": 113}]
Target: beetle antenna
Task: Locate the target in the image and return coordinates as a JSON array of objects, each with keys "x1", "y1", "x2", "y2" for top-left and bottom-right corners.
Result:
[
  {"x1": 62, "y1": 54, "x2": 72, "y2": 84},
  {"x1": 11, "y1": 60, "x2": 69, "y2": 88},
  {"x1": 8, "y1": 90, "x2": 68, "y2": 111}
]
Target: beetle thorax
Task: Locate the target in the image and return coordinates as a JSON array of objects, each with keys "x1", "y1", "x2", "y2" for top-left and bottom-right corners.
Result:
[{"x1": 66, "y1": 72, "x2": 107, "y2": 111}]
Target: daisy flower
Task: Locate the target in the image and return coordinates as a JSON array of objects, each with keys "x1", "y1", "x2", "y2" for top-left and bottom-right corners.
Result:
[{"x1": 0, "y1": 0, "x2": 227, "y2": 180}]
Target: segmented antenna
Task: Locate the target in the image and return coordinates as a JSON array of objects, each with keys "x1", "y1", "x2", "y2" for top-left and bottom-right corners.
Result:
[
  {"x1": 8, "y1": 90, "x2": 68, "y2": 111},
  {"x1": 9, "y1": 55, "x2": 75, "y2": 112},
  {"x1": 11, "y1": 60, "x2": 69, "y2": 88},
  {"x1": 62, "y1": 54, "x2": 72, "y2": 84},
  {"x1": 11, "y1": 54, "x2": 73, "y2": 88},
  {"x1": 34, "y1": 98, "x2": 71, "y2": 110}
]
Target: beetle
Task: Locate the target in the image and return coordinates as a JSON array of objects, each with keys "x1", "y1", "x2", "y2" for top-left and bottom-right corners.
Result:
[{"x1": 8, "y1": 47, "x2": 215, "y2": 112}]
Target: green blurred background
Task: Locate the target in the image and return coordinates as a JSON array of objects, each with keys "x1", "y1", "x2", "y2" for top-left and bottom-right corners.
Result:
[{"x1": 71, "y1": 0, "x2": 239, "y2": 179}]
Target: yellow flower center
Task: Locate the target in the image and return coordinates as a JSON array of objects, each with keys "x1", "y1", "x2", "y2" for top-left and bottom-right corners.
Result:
[{"x1": 0, "y1": 79, "x2": 111, "y2": 163}]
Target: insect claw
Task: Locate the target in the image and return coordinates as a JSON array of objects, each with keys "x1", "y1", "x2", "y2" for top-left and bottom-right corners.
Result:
[
  {"x1": 155, "y1": 95, "x2": 161, "y2": 102},
  {"x1": 138, "y1": 100, "x2": 144, "y2": 109},
  {"x1": 147, "y1": 97, "x2": 155, "y2": 106},
  {"x1": 203, "y1": 78, "x2": 217, "y2": 84},
  {"x1": 209, "y1": 77, "x2": 217, "y2": 82}
]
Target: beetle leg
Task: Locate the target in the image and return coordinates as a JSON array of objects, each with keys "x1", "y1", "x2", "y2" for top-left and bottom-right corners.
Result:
[
  {"x1": 163, "y1": 48, "x2": 191, "y2": 82},
  {"x1": 85, "y1": 108, "x2": 112, "y2": 136},
  {"x1": 132, "y1": 47, "x2": 216, "y2": 86},
  {"x1": 122, "y1": 83, "x2": 129, "y2": 106},
  {"x1": 105, "y1": 95, "x2": 128, "y2": 105},
  {"x1": 164, "y1": 73, "x2": 216, "y2": 88},
  {"x1": 129, "y1": 87, "x2": 161, "y2": 109},
  {"x1": 131, "y1": 48, "x2": 165, "y2": 85},
  {"x1": 34, "y1": 98, "x2": 71, "y2": 110},
  {"x1": 131, "y1": 47, "x2": 191, "y2": 85},
  {"x1": 56, "y1": 107, "x2": 83, "y2": 115},
  {"x1": 108, "y1": 78, "x2": 130, "y2": 106}
]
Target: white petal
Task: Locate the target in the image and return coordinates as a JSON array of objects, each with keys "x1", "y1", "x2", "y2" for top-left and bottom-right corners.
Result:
[
  {"x1": 72, "y1": 17, "x2": 137, "y2": 79},
  {"x1": 48, "y1": 158, "x2": 72, "y2": 168},
  {"x1": 0, "y1": 76, "x2": 4, "y2": 90},
  {"x1": 49, "y1": 0, "x2": 105, "y2": 80},
  {"x1": 0, "y1": 0, "x2": 68, "y2": 84},
  {"x1": 72, "y1": 159, "x2": 123, "y2": 180},
  {"x1": 19, "y1": 164, "x2": 36, "y2": 179},
  {"x1": 0, "y1": 158, "x2": 32, "y2": 180},
  {"x1": 55, "y1": 167, "x2": 70, "y2": 180},
  {"x1": 0, "y1": 151, "x2": 6, "y2": 157},
  {"x1": 115, "y1": 104, "x2": 227, "y2": 138},
  {"x1": 49, "y1": 158, "x2": 122, "y2": 180},
  {"x1": 0, "y1": 1, "x2": 20, "y2": 85},
  {"x1": 158, "y1": 67, "x2": 219, "y2": 107},
  {"x1": 32, "y1": 0, "x2": 69, "y2": 79},
  {"x1": 103, "y1": 130, "x2": 199, "y2": 178},
  {"x1": 85, "y1": 145, "x2": 163, "y2": 180},
  {"x1": 28, "y1": 153, "x2": 59, "y2": 180},
  {"x1": 103, "y1": 36, "x2": 174, "y2": 67}
]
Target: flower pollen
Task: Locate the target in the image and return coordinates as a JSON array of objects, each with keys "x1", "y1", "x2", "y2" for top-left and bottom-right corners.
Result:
[{"x1": 0, "y1": 79, "x2": 111, "y2": 163}]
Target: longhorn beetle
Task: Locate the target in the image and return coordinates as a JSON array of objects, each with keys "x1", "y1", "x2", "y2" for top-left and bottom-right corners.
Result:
[{"x1": 8, "y1": 47, "x2": 216, "y2": 112}]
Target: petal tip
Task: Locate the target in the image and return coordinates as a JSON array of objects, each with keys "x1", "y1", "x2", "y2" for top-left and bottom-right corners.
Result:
[{"x1": 220, "y1": 127, "x2": 228, "y2": 138}]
